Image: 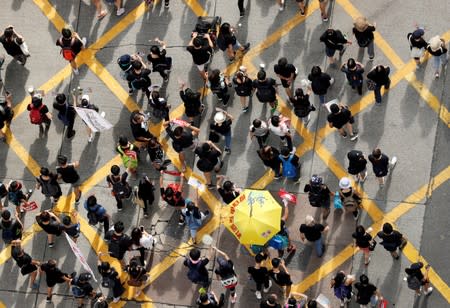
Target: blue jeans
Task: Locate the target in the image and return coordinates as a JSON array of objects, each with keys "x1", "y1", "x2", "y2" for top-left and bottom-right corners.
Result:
[
  {"x1": 374, "y1": 79, "x2": 390, "y2": 103},
  {"x1": 433, "y1": 53, "x2": 448, "y2": 71},
  {"x1": 314, "y1": 236, "x2": 324, "y2": 257},
  {"x1": 319, "y1": 94, "x2": 325, "y2": 104},
  {"x1": 366, "y1": 40, "x2": 374, "y2": 58},
  {"x1": 224, "y1": 130, "x2": 232, "y2": 149}
]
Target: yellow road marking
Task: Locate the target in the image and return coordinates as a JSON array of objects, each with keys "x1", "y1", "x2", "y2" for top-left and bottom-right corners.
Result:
[
  {"x1": 141, "y1": 303, "x2": 154, "y2": 308},
  {"x1": 4, "y1": 131, "x2": 42, "y2": 176},
  {"x1": 33, "y1": 0, "x2": 67, "y2": 31},
  {"x1": 183, "y1": 0, "x2": 208, "y2": 16}
]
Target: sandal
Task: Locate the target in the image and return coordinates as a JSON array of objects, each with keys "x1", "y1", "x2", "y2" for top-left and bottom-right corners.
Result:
[{"x1": 97, "y1": 10, "x2": 107, "y2": 19}]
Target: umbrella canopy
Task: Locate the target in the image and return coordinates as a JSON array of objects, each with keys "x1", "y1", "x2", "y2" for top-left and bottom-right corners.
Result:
[{"x1": 225, "y1": 189, "x2": 282, "y2": 245}]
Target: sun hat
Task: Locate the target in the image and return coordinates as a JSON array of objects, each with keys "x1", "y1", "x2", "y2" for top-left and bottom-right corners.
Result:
[
  {"x1": 428, "y1": 35, "x2": 442, "y2": 52},
  {"x1": 214, "y1": 111, "x2": 226, "y2": 124},
  {"x1": 339, "y1": 177, "x2": 352, "y2": 189},
  {"x1": 353, "y1": 17, "x2": 369, "y2": 32},
  {"x1": 305, "y1": 215, "x2": 315, "y2": 225},
  {"x1": 412, "y1": 28, "x2": 424, "y2": 39}
]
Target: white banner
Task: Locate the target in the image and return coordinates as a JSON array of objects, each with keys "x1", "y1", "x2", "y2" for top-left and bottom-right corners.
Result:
[
  {"x1": 64, "y1": 233, "x2": 97, "y2": 282},
  {"x1": 75, "y1": 107, "x2": 113, "y2": 132}
]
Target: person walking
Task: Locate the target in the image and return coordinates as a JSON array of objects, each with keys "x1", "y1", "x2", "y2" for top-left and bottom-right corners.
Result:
[
  {"x1": 341, "y1": 58, "x2": 365, "y2": 95},
  {"x1": 56, "y1": 27, "x2": 86, "y2": 75},
  {"x1": 354, "y1": 274, "x2": 383, "y2": 307},
  {"x1": 299, "y1": 215, "x2": 329, "y2": 257},
  {"x1": 40, "y1": 259, "x2": 75, "y2": 303},
  {"x1": 97, "y1": 255, "x2": 125, "y2": 303},
  {"x1": 184, "y1": 247, "x2": 212, "y2": 292},
  {"x1": 319, "y1": 28, "x2": 352, "y2": 64},
  {"x1": 195, "y1": 141, "x2": 223, "y2": 188},
  {"x1": 147, "y1": 38, "x2": 172, "y2": 82},
  {"x1": 207, "y1": 69, "x2": 231, "y2": 105},
  {"x1": 36, "y1": 167, "x2": 62, "y2": 205},
  {"x1": 187, "y1": 33, "x2": 213, "y2": 80},
  {"x1": 216, "y1": 176, "x2": 241, "y2": 204},
  {"x1": 137, "y1": 175, "x2": 155, "y2": 218},
  {"x1": 307, "y1": 66, "x2": 333, "y2": 104},
  {"x1": 367, "y1": 65, "x2": 391, "y2": 104},
  {"x1": 129, "y1": 110, "x2": 154, "y2": 146},
  {"x1": 159, "y1": 171, "x2": 186, "y2": 225},
  {"x1": 148, "y1": 89, "x2": 170, "y2": 121},
  {"x1": 0, "y1": 92, "x2": 13, "y2": 142},
  {"x1": 53, "y1": 93, "x2": 76, "y2": 139},
  {"x1": 0, "y1": 209, "x2": 23, "y2": 244},
  {"x1": 11, "y1": 240, "x2": 40, "y2": 290},
  {"x1": 84, "y1": 195, "x2": 110, "y2": 233},
  {"x1": 352, "y1": 225, "x2": 374, "y2": 266},
  {"x1": 126, "y1": 257, "x2": 148, "y2": 298},
  {"x1": 182, "y1": 201, "x2": 209, "y2": 244},
  {"x1": 248, "y1": 252, "x2": 272, "y2": 300},
  {"x1": 0, "y1": 25, "x2": 30, "y2": 65},
  {"x1": 35, "y1": 210, "x2": 63, "y2": 248},
  {"x1": 179, "y1": 83, "x2": 204, "y2": 125},
  {"x1": 217, "y1": 22, "x2": 250, "y2": 63},
  {"x1": 27, "y1": 94, "x2": 52, "y2": 137},
  {"x1": 76, "y1": 94, "x2": 100, "y2": 143},
  {"x1": 130, "y1": 227, "x2": 154, "y2": 266},
  {"x1": 126, "y1": 61, "x2": 152, "y2": 99},
  {"x1": 56, "y1": 154, "x2": 82, "y2": 204},
  {"x1": 338, "y1": 177, "x2": 362, "y2": 220},
  {"x1": 376, "y1": 222, "x2": 407, "y2": 260},
  {"x1": 269, "y1": 115, "x2": 293, "y2": 152},
  {"x1": 368, "y1": 148, "x2": 397, "y2": 187},
  {"x1": 61, "y1": 210, "x2": 80, "y2": 242},
  {"x1": 331, "y1": 271, "x2": 354, "y2": 307},
  {"x1": 407, "y1": 28, "x2": 427, "y2": 68},
  {"x1": 352, "y1": 17, "x2": 376, "y2": 60},
  {"x1": 249, "y1": 118, "x2": 270, "y2": 149},
  {"x1": 260, "y1": 294, "x2": 282, "y2": 308},
  {"x1": 289, "y1": 88, "x2": 315, "y2": 125},
  {"x1": 70, "y1": 272, "x2": 97, "y2": 308},
  {"x1": 405, "y1": 262, "x2": 433, "y2": 297},
  {"x1": 274, "y1": 57, "x2": 297, "y2": 98},
  {"x1": 347, "y1": 150, "x2": 368, "y2": 182},
  {"x1": 303, "y1": 175, "x2": 332, "y2": 221},
  {"x1": 278, "y1": 146, "x2": 301, "y2": 183},
  {"x1": 232, "y1": 66, "x2": 253, "y2": 112},
  {"x1": 253, "y1": 66, "x2": 279, "y2": 113},
  {"x1": 327, "y1": 103, "x2": 358, "y2": 140},
  {"x1": 426, "y1": 35, "x2": 448, "y2": 79},
  {"x1": 6, "y1": 180, "x2": 31, "y2": 215},
  {"x1": 268, "y1": 258, "x2": 292, "y2": 298},
  {"x1": 210, "y1": 109, "x2": 234, "y2": 153},
  {"x1": 213, "y1": 247, "x2": 239, "y2": 303},
  {"x1": 105, "y1": 221, "x2": 132, "y2": 269},
  {"x1": 106, "y1": 165, "x2": 132, "y2": 211},
  {"x1": 116, "y1": 136, "x2": 139, "y2": 176},
  {"x1": 198, "y1": 291, "x2": 225, "y2": 308},
  {"x1": 257, "y1": 145, "x2": 282, "y2": 179}
]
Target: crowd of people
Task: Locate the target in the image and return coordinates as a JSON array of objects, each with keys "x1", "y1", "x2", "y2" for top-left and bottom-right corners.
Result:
[{"x1": 0, "y1": 0, "x2": 447, "y2": 307}]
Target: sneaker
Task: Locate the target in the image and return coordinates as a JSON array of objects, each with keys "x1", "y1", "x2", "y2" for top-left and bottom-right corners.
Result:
[
  {"x1": 116, "y1": 7, "x2": 125, "y2": 16},
  {"x1": 46, "y1": 296, "x2": 52, "y2": 303},
  {"x1": 299, "y1": 8, "x2": 305, "y2": 16},
  {"x1": 263, "y1": 280, "x2": 272, "y2": 293},
  {"x1": 435, "y1": 73, "x2": 439, "y2": 79},
  {"x1": 353, "y1": 210, "x2": 360, "y2": 220},
  {"x1": 112, "y1": 297, "x2": 121, "y2": 303},
  {"x1": 204, "y1": 210, "x2": 210, "y2": 216},
  {"x1": 255, "y1": 290, "x2": 262, "y2": 299},
  {"x1": 117, "y1": 208, "x2": 122, "y2": 212},
  {"x1": 274, "y1": 174, "x2": 281, "y2": 180},
  {"x1": 144, "y1": 212, "x2": 149, "y2": 218},
  {"x1": 81, "y1": 37, "x2": 87, "y2": 46},
  {"x1": 330, "y1": 77, "x2": 335, "y2": 85},
  {"x1": 341, "y1": 132, "x2": 348, "y2": 138},
  {"x1": 360, "y1": 171, "x2": 368, "y2": 182},
  {"x1": 369, "y1": 56, "x2": 374, "y2": 61},
  {"x1": 129, "y1": 88, "x2": 134, "y2": 94},
  {"x1": 178, "y1": 217, "x2": 185, "y2": 225},
  {"x1": 240, "y1": 10, "x2": 245, "y2": 17},
  {"x1": 48, "y1": 242, "x2": 54, "y2": 248},
  {"x1": 73, "y1": 68, "x2": 79, "y2": 75},
  {"x1": 293, "y1": 178, "x2": 301, "y2": 184},
  {"x1": 424, "y1": 287, "x2": 433, "y2": 296},
  {"x1": 390, "y1": 156, "x2": 398, "y2": 168},
  {"x1": 224, "y1": 147, "x2": 231, "y2": 154},
  {"x1": 242, "y1": 106, "x2": 249, "y2": 113},
  {"x1": 322, "y1": 15, "x2": 329, "y2": 22},
  {"x1": 350, "y1": 134, "x2": 359, "y2": 141},
  {"x1": 67, "y1": 130, "x2": 76, "y2": 139},
  {"x1": 88, "y1": 134, "x2": 93, "y2": 143},
  {"x1": 339, "y1": 46, "x2": 347, "y2": 56},
  {"x1": 164, "y1": 0, "x2": 169, "y2": 8},
  {"x1": 304, "y1": 114, "x2": 311, "y2": 125},
  {"x1": 364, "y1": 257, "x2": 371, "y2": 265}
]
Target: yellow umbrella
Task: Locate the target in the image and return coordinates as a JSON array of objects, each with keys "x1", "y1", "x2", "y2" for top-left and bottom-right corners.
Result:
[{"x1": 225, "y1": 189, "x2": 282, "y2": 245}]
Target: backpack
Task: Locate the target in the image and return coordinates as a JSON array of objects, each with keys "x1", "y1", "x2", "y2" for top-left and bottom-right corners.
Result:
[
  {"x1": 279, "y1": 154, "x2": 297, "y2": 178},
  {"x1": 101, "y1": 273, "x2": 115, "y2": 288},
  {"x1": 107, "y1": 234, "x2": 123, "y2": 259},
  {"x1": 256, "y1": 80, "x2": 276, "y2": 102},
  {"x1": 117, "y1": 146, "x2": 138, "y2": 169},
  {"x1": 29, "y1": 104, "x2": 44, "y2": 125},
  {"x1": 334, "y1": 284, "x2": 351, "y2": 300},
  {"x1": 117, "y1": 54, "x2": 132, "y2": 80},
  {"x1": 110, "y1": 176, "x2": 131, "y2": 199},
  {"x1": 407, "y1": 275, "x2": 421, "y2": 290},
  {"x1": 167, "y1": 183, "x2": 181, "y2": 203},
  {"x1": 71, "y1": 284, "x2": 84, "y2": 297},
  {"x1": 1, "y1": 222, "x2": 16, "y2": 244},
  {"x1": 186, "y1": 260, "x2": 204, "y2": 283},
  {"x1": 57, "y1": 103, "x2": 70, "y2": 126},
  {"x1": 308, "y1": 185, "x2": 325, "y2": 207},
  {"x1": 87, "y1": 206, "x2": 99, "y2": 225},
  {"x1": 342, "y1": 193, "x2": 358, "y2": 210},
  {"x1": 60, "y1": 38, "x2": 76, "y2": 61}
]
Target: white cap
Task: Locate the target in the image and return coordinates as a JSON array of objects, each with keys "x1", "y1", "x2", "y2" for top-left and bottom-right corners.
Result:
[
  {"x1": 305, "y1": 215, "x2": 314, "y2": 225},
  {"x1": 81, "y1": 94, "x2": 90, "y2": 102},
  {"x1": 339, "y1": 177, "x2": 352, "y2": 189},
  {"x1": 214, "y1": 111, "x2": 226, "y2": 124},
  {"x1": 239, "y1": 65, "x2": 247, "y2": 72}
]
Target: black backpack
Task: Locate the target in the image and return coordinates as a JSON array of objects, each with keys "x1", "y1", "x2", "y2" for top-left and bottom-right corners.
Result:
[
  {"x1": 110, "y1": 176, "x2": 131, "y2": 199},
  {"x1": 1, "y1": 222, "x2": 16, "y2": 244},
  {"x1": 308, "y1": 185, "x2": 325, "y2": 207}
]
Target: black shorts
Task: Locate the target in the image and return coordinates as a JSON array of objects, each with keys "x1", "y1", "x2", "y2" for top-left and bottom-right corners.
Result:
[
  {"x1": 21, "y1": 264, "x2": 38, "y2": 275},
  {"x1": 281, "y1": 74, "x2": 297, "y2": 88}
]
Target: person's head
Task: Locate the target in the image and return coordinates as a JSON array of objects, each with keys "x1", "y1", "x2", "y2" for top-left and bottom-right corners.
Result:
[
  {"x1": 277, "y1": 57, "x2": 288, "y2": 67},
  {"x1": 193, "y1": 37, "x2": 203, "y2": 48},
  {"x1": 286, "y1": 296, "x2": 298, "y2": 308},
  {"x1": 255, "y1": 252, "x2": 265, "y2": 264},
  {"x1": 252, "y1": 118, "x2": 262, "y2": 128},
  {"x1": 223, "y1": 180, "x2": 233, "y2": 192},
  {"x1": 201, "y1": 142, "x2": 211, "y2": 153},
  {"x1": 113, "y1": 221, "x2": 125, "y2": 233},
  {"x1": 132, "y1": 111, "x2": 144, "y2": 123},
  {"x1": 310, "y1": 174, "x2": 322, "y2": 186},
  {"x1": 382, "y1": 222, "x2": 393, "y2": 234},
  {"x1": 359, "y1": 274, "x2": 369, "y2": 284},
  {"x1": 267, "y1": 294, "x2": 278, "y2": 305},
  {"x1": 118, "y1": 135, "x2": 129, "y2": 147},
  {"x1": 9, "y1": 181, "x2": 21, "y2": 192},
  {"x1": 99, "y1": 261, "x2": 111, "y2": 272},
  {"x1": 270, "y1": 115, "x2": 280, "y2": 127},
  {"x1": 148, "y1": 138, "x2": 159, "y2": 148},
  {"x1": 280, "y1": 146, "x2": 291, "y2": 157},
  {"x1": 311, "y1": 65, "x2": 322, "y2": 76},
  {"x1": 214, "y1": 111, "x2": 226, "y2": 125},
  {"x1": 150, "y1": 45, "x2": 161, "y2": 56},
  {"x1": 186, "y1": 201, "x2": 196, "y2": 212},
  {"x1": 80, "y1": 94, "x2": 90, "y2": 107},
  {"x1": 235, "y1": 70, "x2": 245, "y2": 80},
  {"x1": 333, "y1": 271, "x2": 346, "y2": 286},
  {"x1": 184, "y1": 88, "x2": 200, "y2": 101},
  {"x1": 1, "y1": 209, "x2": 11, "y2": 221},
  {"x1": 353, "y1": 16, "x2": 369, "y2": 32},
  {"x1": 129, "y1": 257, "x2": 139, "y2": 268},
  {"x1": 405, "y1": 262, "x2": 423, "y2": 275},
  {"x1": 326, "y1": 28, "x2": 336, "y2": 37},
  {"x1": 412, "y1": 28, "x2": 425, "y2": 40},
  {"x1": 355, "y1": 225, "x2": 366, "y2": 235},
  {"x1": 151, "y1": 90, "x2": 160, "y2": 101},
  {"x1": 173, "y1": 126, "x2": 184, "y2": 138},
  {"x1": 32, "y1": 95, "x2": 43, "y2": 108},
  {"x1": 339, "y1": 177, "x2": 352, "y2": 190},
  {"x1": 330, "y1": 103, "x2": 340, "y2": 114},
  {"x1": 55, "y1": 93, "x2": 66, "y2": 105},
  {"x1": 132, "y1": 60, "x2": 142, "y2": 71},
  {"x1": 305, "y1": 215, "x2": 315, "y2": 226},
  {"x1": 62, "y1": 215, "x2": 72, "y2": 226},
  {"x1": 3, "y1": 27, "x2": 13, "y2": 39},
  {"x1": 164, "y1": 186, "x2": 174, "y2": 199},
  {"x1": 111, "y1": 165, "x2": 120, "y2": 176},
  {"x1": 307, "y1": 299, "x2": 318, "y2": 308},
  {"x1": 257, "y1": 69, "x2": 266, "y2": 81},
  {"x1": 131, "y1": 227, "x2": 143, "y2": 243},
  {"x1": 40, "y1": 167, "x2": 50, "y2": 177},
  {"x1": 220, "y1": 22, "x2": 231, "y2": 35},
  {"x1": 199, "y1": 292, "x2": 209, "y2": 303},
  {"x1": 86, "y1": 195, "x2": 97, "y2": 207},
  {"x1": 189, "y1": 248, "x2": 201, "y2": 261},
  {"x1": 45, "y1": 259, "x2": 57, "y2": 269},
  {"x1": 375, "y1": 65, "x2": 386, "y2": 74},
  {"x1": 271, "y1": 257, "x2": 281, "y2": 268},
  {"x1": 78, "y1": 273, "x2": 92, "y2": 283},
  {"x1": 39, "y1": 211, "x2": 51, "y2": 223},
  {"x1": 372, "y1": 148, "x2": 382, "y2": 159},
  {"x1": 61, "y1": 27, "x2": 72, "y2": 39},
  {"x1": 208, "y1": 69, "x2": 221, "y2": 83},
  {"x1": 294, "y1": 87, "x2": 304, "y2": 98},
  {"x1": 57, "y1": 154, "x2": 68, "y2": 166},
  {"x1": 347, "y1": 58, "x2": 356, "y2": 70}
]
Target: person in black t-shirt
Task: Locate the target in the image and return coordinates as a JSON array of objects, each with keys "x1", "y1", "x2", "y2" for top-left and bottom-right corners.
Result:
[
  {"x1": 138, "y1": 175, "x2": 155, "y2": 218},
  {"x1": 198, "y1": 291, "x2": 225, "y2": 308},
  {"x1": 274, "y1": 57, "x2": 297, "y2": 98},
  {"x1": 36, "y1": 210, "x2": 63, "y2": 248},
  {"x1": 289, "y1": 88, "x2": 315, "y2": 125},
  {"x1": 0, "y1": 25, "x2": 29, "y2": 65},
  {"x1": 40, "y1": 259, "x2": 74, "y2": 303},
  {"x1": 269, "y1": 258, "x2": 292, "y2": 298},
  {"x1": 352, "y1": 17, "x2": 376, "y2": 60},
  {"x1": 186, "y1": 33, "x2": 213, "y2": 80},
  {"x1": 56, "y1": 27, "x2": 85, "y2": 74},
  {"x1": 97, "y1": 254, "x2": 125, "y2": 303},
  {"x1": 232, "y1": 66, "x2": 253, "y2": 112},
  {"x1": 248, "y1": 252, "x2": 272, "y2": 300},
  {"x1": 376, "y1": 222, "x2": 406, "y2": 259},
  {"x1": 319, "y1": 28, "x2": 352, "y2": 64},
  {"x1": 106, "y1": 165, "x2": 131, "y2": 211},
  {"x1": 260, "y1": 293, "x2": 282, "y2": 308},
  {"x1": 71, "y1": 272, "x2": 97, "y2": 307},
  {"x1": 252, "y1": 68, "x2": 278, "y2": 113},
  {"x1": 217, "y1": 22, "x2": 250, "y2": 62},
  {"x1": 352, "y1": 225, "x2": 373, "y2": 266},
  {"x1": 299, "y1": 215, "x2": 329, "y2": 257},
  {"x1": 0, "y1": 92, "x2": 13, "y2": 142},
  {"x1": 354, "y1": 274, "x2": 383, "y2": 306},
  {"x1": 183, "y1": 248, "x2": 211, "y2": 289},
  {"x1": 53, "y1": 93, "x2": 76, "y2": 139},
  {"x1": 216, "y1": 176, "x2": 241, "y2": 204},
  {"x1": 195, "y1": 142, "x2": 223, "y2": 188},
  {"x1": 307, "y1": 65, "x2": 333, "y2": 104},
  {"x1": 367, "y1": 65, "x2": 391, "y2": 104},
  {"x1": 164, "y1": 120, "x2": 200, "y2": 172},
  {"x1": 179, "y1": 83, "x2": 204, "y2": 124},
  {"x1": 105, "y1": 221, "x2": 132, "y2": 269},
  {"x1": 210, "y1": 110, "x2": 233, "y2": 153},
  {"x1": 214, "y1": 247, "x2": 238, "y2": 303},
  {"x1": 327, "y1": 103, "x2": 358, "y2": 140},
  {"x1": 147, "y1": 38, "x2": 172, "y2": 82},
  {"x1": 57, "y1": 154, "x2": 82, "y2": 204},
  {"x1": 347, "y1": 150, "x2": 368, "y2": 182},
  {"x1": 303, "y1": 175, "x2": 332, "y2": 221},
  {"x1": 130, "y1": 111, "x2": 154, "y2": 145},
  {"x1": 0, "y1": 209, "x2": 23, "y2": 244},
  {"x1": 11, "y1": 240, "x2": 40, "y2": 289},
  {"x1": 341, "y1": 58, "x2": 365, "y2": 95},
  {"x1": 257, "y1": 146, "x2": 282, "y2": 179},
  {"x1": 127, "y1": 60, "x2": 152, "y2": 99},
  {"x1": 36, "y1": 167, "x2": 62, "y2": 205},
  {"x1": 368, "y1": 148, "x2": 397, "y2": 187}
]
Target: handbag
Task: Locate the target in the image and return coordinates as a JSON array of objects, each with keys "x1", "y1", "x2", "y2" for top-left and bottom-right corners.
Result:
[
  {"x1": 367, "y1": 79, "x2": 376, "y2": 91},
  {"x1": 368, "y1": 239, "x2": 377, "y2": 251},
  {"x1": 410, "y1": 47, "x2": 424, "y2": 58},
  {"x1": 334, "y1": 192, "x2": 343, "y2": 209}
]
